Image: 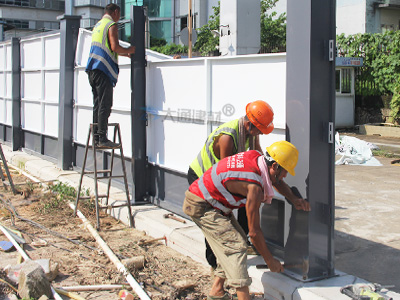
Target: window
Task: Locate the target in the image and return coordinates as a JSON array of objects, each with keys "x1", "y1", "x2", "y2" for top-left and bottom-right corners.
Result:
[
  {"x1": 335, "y1": 70, "x2": 340, "y2": 93},
  {"x1": 181, "y1": 16, "x2": 187, "y2": 31},
  {"x1": 341, "y1": 68, "x2": 352, "y2": 94},
  {"x1": 336, "y1": 68, "x2": 352, "y2": 94}
]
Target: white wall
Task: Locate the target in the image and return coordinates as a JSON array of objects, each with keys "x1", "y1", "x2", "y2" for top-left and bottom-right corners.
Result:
[
  {"x1": 146, "y1": 54, "x2": 287, "y2": 172},
  {"x1": 1, "y1": 28, "x2": 355, "y2": 174},
  {"x1": 73, "y1": 29, "x2": 286, "y2": 169},
  {"x1": 336, "y1": 0, "x2": 366, "y2": 35},
  {"x1": 271, "y1": 0, "x2": 368, "y2": 35},
  {"x1": 0, "y1": 41, "x2": 12, "y2": 126},
  {"x1": 20, "y1": 33, "x2": 60, "y2": 137},
  {"x1": 219, "y1": 0, "x2": 261, "y2": 56},
  {"x1": 380, "y1": 9, "x2": 400, "y2": 31}
]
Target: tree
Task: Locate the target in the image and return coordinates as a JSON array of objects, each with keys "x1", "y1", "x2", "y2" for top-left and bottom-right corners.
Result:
[
  {"x1": 193, "y1": 3, "x2": 220, "y2": 56},
  {"x1": 193, "y1": 0, "x2": 286, "y2": 56},
  {"x1": 260, "y1": 0, "x2": 286, "y2": 52}
]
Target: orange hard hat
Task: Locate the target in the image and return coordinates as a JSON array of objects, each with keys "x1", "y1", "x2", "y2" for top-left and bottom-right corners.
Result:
[{"x1": 246, "y1": 100, "x2": 274, "y2": 135}]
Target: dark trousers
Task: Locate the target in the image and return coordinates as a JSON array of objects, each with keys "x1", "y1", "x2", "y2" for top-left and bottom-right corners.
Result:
[
  {"x1": 88, "y1": 70, "x2": 113, "y2": 141},
  {"x1": 187, "y1": 167, "x2": 249, "y2": 269}
]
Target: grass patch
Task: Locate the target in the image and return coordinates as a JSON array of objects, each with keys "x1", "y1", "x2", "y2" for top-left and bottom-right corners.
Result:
[
  {"x1": 372, "y1": 149, "x2": 400, "y2": 158},
  {"x1": 35, "y1": 181, "x2": 91, "y2": 215}
]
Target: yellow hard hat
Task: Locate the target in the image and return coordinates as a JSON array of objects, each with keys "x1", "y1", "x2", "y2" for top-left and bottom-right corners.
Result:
[{"x1": 266, "y1": 141, "x2": 299, "y2": 176}]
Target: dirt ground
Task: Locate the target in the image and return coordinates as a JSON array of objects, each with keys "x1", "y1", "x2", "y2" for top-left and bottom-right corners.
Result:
[{"x1": 0, "y1": 165, "x2": 215, "y2": 300}]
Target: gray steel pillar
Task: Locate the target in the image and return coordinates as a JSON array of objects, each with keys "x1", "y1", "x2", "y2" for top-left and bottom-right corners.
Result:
[
  {"x1": 131, "y1": 6, "x2": 148, "y2": 202},
  {"x1": 0, "y1": 25, "x2": 4, "y2": 42},
  {"x1": 11, "y1": 37, "x2": 22, "y2": 151},
  {"x1": 284, "y1": 0, "x2": 336, "y2": 280},
  {"x1": 58, "y1": 15, "x2": 81, "y2": 170}
]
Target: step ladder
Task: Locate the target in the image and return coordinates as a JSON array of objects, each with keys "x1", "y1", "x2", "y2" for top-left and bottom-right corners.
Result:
[
  {"x1": 0, "y1": 143, "x2": 16, "y2": 195},
  {"x1": 74, "y1": 123, "x2": 134, "y2": 230}
]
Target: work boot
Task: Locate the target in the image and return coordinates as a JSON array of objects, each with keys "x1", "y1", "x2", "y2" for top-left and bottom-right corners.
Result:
[{"x1": 98, "y1": 139, "x2": 120, "y2": 149}]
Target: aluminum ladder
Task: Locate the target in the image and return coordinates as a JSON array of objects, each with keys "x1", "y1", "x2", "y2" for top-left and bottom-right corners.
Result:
[
  {"x1": 0, "y1": 143, "x2": 16, "y2": 195},
  {"x1": 74, "y1": 123, "x2": 134, "y2": 230}
]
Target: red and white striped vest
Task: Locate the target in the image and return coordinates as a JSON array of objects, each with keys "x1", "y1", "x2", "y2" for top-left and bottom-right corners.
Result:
[{"x1": 189, "y1": 150, "x2": 263, "y2": 214}]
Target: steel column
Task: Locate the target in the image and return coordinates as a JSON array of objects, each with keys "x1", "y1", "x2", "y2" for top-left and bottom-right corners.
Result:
[
  {"x1": 11, "y1": 37, "x2": 22, "y2": 151},
  {"x1": 284, "y1": 0, "x2": 336, "y2": 280},
  {"x1": 131, "y1": 6, "x2": 148, "y2": 202},
  {"x1": 58, "y1": 15, "x2": 81, "y2": 170}
]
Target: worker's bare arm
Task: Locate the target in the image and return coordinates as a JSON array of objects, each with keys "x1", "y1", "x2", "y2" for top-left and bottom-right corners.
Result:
[
  {"x1": 214, "y1": 134, "x2": 235, "y2": 160},
  {"x1": 273, "y1": 180, "x2": 310, "y2": 211},
  {"x1": 108, "y1": 25, "x2": 136, "y2": 56},
  {"x1": 224, "y1": 181, "x2": 283, "y2": 272}
]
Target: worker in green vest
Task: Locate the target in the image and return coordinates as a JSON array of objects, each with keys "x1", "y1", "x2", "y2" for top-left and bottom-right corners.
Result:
[
  {"x1": 187, "y1": 100, "x2": 275, "y2": 269},
  {"x1": 86, "y1": 3, "x2": 135, "y2": 148}
]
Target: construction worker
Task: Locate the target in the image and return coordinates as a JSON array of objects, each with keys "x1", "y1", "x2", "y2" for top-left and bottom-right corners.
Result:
[
  {"x1": 183, "y1": 141, "x2": 310, "y2": 300},
  {"x1": 187, "y1": 100, "x2": 274, "y2": 269},
  {"x1": 86, "y1": 3, "x2": 135, "y2": 148}
]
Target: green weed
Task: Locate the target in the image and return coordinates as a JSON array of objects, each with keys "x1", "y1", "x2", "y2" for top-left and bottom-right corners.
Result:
[{"x1": 372, "y1": 149, "x2": 400, "y2": 158}]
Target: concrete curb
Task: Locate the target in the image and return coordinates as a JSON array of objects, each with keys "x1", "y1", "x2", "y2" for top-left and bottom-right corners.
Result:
[{"x1": 2, "y1": 144, "x2": 400, "y2": 300}]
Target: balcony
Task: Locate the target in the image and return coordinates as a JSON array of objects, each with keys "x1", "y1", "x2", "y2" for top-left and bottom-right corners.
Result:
[
  {"x1": 74, "y1": 0, "x2": 121, "y2": 8},
  {"x1": 0, "y1": 0, "x2": 65, "y2": 10}
]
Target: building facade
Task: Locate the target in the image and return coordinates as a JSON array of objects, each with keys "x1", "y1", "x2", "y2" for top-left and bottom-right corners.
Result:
[
  {"x1": 273, "y1": 0, "x2": 400, "y2": 36},
  {"x1": 0, "y1": 0, "x2": 218, "y2": 44},
  {"x1": 0, "y1": 0, "x2": 64, "y2": 40},
  {"x1": 123, "y1": 0, "x2": 219, "y2": 44}
]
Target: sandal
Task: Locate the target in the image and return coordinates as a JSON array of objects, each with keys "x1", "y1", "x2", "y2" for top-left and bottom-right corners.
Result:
[{"x1": 207, "y1": 293, "x2": 231, "y2": 300}]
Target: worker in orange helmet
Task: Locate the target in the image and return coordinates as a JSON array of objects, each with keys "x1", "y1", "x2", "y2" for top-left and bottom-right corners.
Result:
[{"x1": 187, "y1": 100, "x2": 275, "y2": 270}]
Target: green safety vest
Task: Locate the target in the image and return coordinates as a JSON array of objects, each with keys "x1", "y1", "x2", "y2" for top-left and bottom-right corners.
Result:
[
  {"x1": 190, "y1": 119, "x2": 250, "y2": 178},
  {"x1": 86, "y1": 16, "x2": 119, "y2": 86}
]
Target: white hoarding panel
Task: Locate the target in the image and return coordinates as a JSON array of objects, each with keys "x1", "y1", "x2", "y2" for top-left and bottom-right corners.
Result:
[
  {"x1": 5, "y1": 73, "x2": 11, "y2": 98},
  {"x1": 44, "y1": 71, "x2": 60, "y2": 102},
  {"x1": 0, "y1": 73, "x2": 4, "y2": 97},
  {"x1": 259, "y1": 129, "x2": 286, "y2": 151},
  {"x1": 6, "y1": 44, "x2": 12, "y2": 70},
  {"x1": 44, "y1": 36, "x2": 60, "y2": 68},
  {"x1": 113, "y1": 66, "x2": 132, "y2": 111},
  {"x1": 147, "y1": 60, "x2": 206, "y2": 113},
  {"x1": 44, "y1": 104, "x2": 59, "y2": 137},
  {"x1": 75, "y1": 70, "x2": 93, "y2": 106},
  {"x1": 211, "y1": 54, "x2": 286, "y2": 129},
  {"x1": 0, "y1": 99, "x2": 5, "y2": 123},
  {"x1": 0, "y1": 46, "x2": 5, "y2": 70},
  {"x1": 22, "y1": 102, "x2": 42, "y2": 132},
  {"x1": 75, "y1": 29, "x2": 92, "y2": 67},
  {"x1": 5, "y1": 99, "x2": 12, "y2": 125},
  {"x1": 23, "y1": 72, "x2": 42, "y2": 100},
  {"x1": 147, "y1": 116, "x2": 207, "y2": 173},
  {"x1": 74, "y1": 107, "x2": 92, "y2": 144},
  {"x1": 109, "y1": 113, "x2": 132, "y2": 158},
  {"x1": 21, "y1": 41, "x2": 43, "y2": 69}
]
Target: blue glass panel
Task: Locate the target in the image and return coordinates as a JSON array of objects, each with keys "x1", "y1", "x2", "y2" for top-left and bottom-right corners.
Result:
[
  {"x1": 150, "y1": 20, "x2": 172, "y2": 42},
  {"x1": 143, "y1": 0, "x2": 172, "y2": 18}
]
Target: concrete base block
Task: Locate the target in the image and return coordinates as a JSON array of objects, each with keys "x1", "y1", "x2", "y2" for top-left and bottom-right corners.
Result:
[{"x1": 359, "y1": 123, "x2": 400, "y2": 138}]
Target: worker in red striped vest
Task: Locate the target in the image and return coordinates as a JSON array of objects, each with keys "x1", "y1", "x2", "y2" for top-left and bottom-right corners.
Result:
[{"x1": 183, "y1": 141, "x2": 310, "y2": 300}]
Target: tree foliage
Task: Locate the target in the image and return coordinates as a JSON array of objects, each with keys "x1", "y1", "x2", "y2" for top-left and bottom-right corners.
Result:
[
  {"x1": 336, "y1": 31, "x2": 400, "y2": 120},
  {"x1": 193, "y1": 0, "x2": 286, "y2": 55},
  {"x1": 193, "y1": 3, "x2": 220, "y2": 55},
  {"x1": 151, "y1": 43, "x2": 188, "y2": 55},
  {"x1": 260, "y1": 0, "x2": 286, "y2": 51}
]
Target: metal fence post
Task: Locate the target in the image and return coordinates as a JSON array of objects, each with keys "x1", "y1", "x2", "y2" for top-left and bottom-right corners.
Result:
[
  {"x1": 284, "y1": 0, "x2": 336, "y2": 280},
  {"x1": 58, "y1": 15, "x2": 81, "y2": 170},
  {"x1": 131, "y1": 6, "x2": 147, "y2": 202},
  {"x1": 11, "y1": 37, "x2": 22, "y2": 151}
]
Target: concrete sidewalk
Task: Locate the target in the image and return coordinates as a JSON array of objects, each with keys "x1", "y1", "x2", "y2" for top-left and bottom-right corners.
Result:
[{"x1": 1, "y1": 141, "x2": 400, "y2": 300}]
